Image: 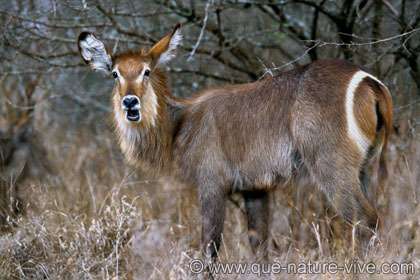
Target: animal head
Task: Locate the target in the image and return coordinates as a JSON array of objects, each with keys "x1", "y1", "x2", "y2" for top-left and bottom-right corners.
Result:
[{"x1": 77, "y1": 24, "x2": 182, "y2": 128}]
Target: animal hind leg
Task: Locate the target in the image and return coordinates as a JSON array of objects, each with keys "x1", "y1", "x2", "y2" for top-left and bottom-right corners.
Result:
[
  {"x1": 242, "y1": 190, "x2": 270, "y2": 261},
  {"x1": 308, "y1": 155, "x2": 378, "y2": 242}
]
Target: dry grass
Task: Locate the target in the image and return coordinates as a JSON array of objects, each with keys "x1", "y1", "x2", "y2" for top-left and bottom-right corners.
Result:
[{"x1": 0, "y1": 83, "x2": 419, "y2": 279}]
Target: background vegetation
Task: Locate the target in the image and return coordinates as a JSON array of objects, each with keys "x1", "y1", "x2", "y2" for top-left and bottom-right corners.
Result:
[{"x1": 0, "y1": 0, "x2": 419, "y2": 279}]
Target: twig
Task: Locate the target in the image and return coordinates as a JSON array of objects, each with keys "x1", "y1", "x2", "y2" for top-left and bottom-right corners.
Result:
[
  {"x1": 393, "y1": 99, "x2": 420, "y2": 112},
  {"x1": 187, "y1": 0, "x2": 214, "y2": 61},
  {"x1": 262, "y1": 28, "x2": 419, "y2": 77},
  {"x1": 261, "y1": 41, "x2": 320, "y2": 76},
  {"x1": 311, "y1": 222, "x2": 323, "y2": 258},
  {"x1": 257, "y1": 57, "x2": 273, "y2": 78},
  {"x1": 306, "y1": 28, "x2": 420, "y2": 47},
  {"x1": 382, "y1": 0, "x2": 399, "y2": 18}
]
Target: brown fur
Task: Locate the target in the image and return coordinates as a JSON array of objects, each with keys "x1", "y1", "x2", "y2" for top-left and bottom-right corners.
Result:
[
  {"x1": 358, "y1": 77, "x2": 393, "y2": 203},
  {"x1": 354, "y1": 84, "x2": 378, "y2": 142},
  {"x1": 78, "y1": 27, "x2": 393, "y2": 260}
]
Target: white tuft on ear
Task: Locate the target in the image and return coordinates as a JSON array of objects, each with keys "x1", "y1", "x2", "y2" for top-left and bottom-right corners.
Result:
[
  {"x1": 79, "y1": 33, "x2": 112, "y2": 73},
  {"x1": 157, "y1": 29, "x2": 182, "y2": 66}
]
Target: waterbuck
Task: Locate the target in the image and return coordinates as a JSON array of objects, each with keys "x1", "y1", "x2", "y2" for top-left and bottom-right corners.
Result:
[{"x1": 77, "y1": 25, "x2": 392, "y2": 260}]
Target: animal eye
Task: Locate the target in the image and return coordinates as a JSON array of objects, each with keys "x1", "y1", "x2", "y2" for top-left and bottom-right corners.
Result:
[
  {"x1": 144, "y1": 69, "x2": 150, "y2": 77},
  {"x1": 112, "y1": 71, "x2": 118, "y2": 79}
]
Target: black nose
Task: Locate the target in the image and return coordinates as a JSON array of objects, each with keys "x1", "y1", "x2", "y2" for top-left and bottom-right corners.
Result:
[{"x1": 122, "y1": 96, "x2": 139, "y2": 109}]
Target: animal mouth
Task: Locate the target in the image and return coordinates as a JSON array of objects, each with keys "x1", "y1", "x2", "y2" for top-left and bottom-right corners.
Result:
[{"x1": 126, "y1": 109, "x2": 141, "y2": 122}]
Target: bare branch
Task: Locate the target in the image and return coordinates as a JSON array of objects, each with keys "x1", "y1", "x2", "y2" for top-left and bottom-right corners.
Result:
[
  {"x1": 188, "y1": 0, "x2": 214, "y2": 61},
  {"x1": 306, "y1": 28, "x2": 420, "y2": 48}
]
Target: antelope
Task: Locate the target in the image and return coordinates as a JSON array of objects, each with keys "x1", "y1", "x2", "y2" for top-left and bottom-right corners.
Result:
[{"x1": 77, "y1": 24, "x2": 393, "y2": 260}]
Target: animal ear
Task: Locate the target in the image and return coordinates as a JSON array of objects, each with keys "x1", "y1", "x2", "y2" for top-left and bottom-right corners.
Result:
[
  {"x1": 150, "y1": 24, "x2": 182, "y2": 67},
  {"x1": 77, "y1": 32, "x2": 112, "y2": 74}
]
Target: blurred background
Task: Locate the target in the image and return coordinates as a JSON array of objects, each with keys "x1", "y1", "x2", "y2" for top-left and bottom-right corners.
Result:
[{"x1": 0, "y1": 0, "x2": 418, "y2": 279}]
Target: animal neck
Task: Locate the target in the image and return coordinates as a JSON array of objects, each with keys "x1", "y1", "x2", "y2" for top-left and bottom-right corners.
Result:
[{"x1": 113, "y1": 83, "x2": 181, "y2": 175}]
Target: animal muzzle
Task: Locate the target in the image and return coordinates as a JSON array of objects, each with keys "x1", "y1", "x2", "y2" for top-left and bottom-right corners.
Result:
[{"x1": 121, "y1": 95, "x2": 141, "y2": 122}]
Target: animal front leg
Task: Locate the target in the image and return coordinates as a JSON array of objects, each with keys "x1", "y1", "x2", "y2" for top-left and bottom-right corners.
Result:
[{"x1": 200, "y1": 189, "x2": 227, "y2": 261}]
